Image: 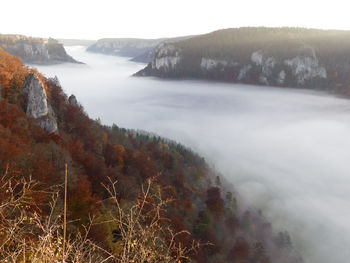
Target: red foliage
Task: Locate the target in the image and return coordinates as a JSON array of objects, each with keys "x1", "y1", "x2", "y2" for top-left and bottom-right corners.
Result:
[
  {"x1": 147, "y1": 141, "x2": 162, "y2": 159},
  {"x1": 0, "y1": 48, "x2": 28, "y2": 102},
  {"x1": 104, "y1": 143, "x2": 125, "y2": 168},
  {"x1": 31, "y1": 156, "x2": 57, "y2": 185},
  {"x1": 125, "y1": 151, "x2": 157, "y2": 181},
  {"x1": 228, "y1": 237, "x2": 250, "y2": 262},
  {"x1": 225, "y1": 215, "x2": 239, "y2": 234},
  {"x1": 69, "y1": 174, "x2": 99, "y2": 223},
  {"x1": 0, "y1": 131, "x2": 22, "y2": 166},
  {"x1": 205, "y1": 187, "x2": 224, "y2": 217},
  {"x1": 162, "y1": 152, "x2": 174, "y2": 169},
  {"x1": 173, "y1": 168, "x2": 185, "y2": 188},
  {"x1": 201, "y1": 231, "x2": 221, "y2": 256}
]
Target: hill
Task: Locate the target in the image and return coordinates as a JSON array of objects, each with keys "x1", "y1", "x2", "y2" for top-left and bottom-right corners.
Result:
[
  {"x1": 135, "y1": 27, "x2": 350, "y2": 95},
  {"x1": 0, "y1": 34, "x2": 82, "y2": 64},
  {"x1": 0, "y1": 48, "x2": 302, "y2": 262}
]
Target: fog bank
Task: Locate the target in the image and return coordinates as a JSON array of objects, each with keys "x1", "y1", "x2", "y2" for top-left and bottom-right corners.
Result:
[{"x1": 34, "y1": 46, "x2": 350, "y2": 263}]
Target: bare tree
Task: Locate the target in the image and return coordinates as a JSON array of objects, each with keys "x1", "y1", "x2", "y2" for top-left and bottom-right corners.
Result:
[
  {"x1": 0, "y1": 166, "x2": 110, "y2": 262},
  {"x1": 101, "y1": 177, "x2": 199, "y2": 263},
  {"x1": 0, "y1": 167, "x2": 199, "y2": 262}
]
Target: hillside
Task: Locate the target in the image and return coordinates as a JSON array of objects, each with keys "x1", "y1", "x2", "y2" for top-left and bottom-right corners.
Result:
[
  {"x1": 87, "y1": 36, "x2": 192, "y2": 63},
  {"x1": 0, "y1": 48, "x2": 302, "y2": 262},
  {"x1": 0, "y1": 34, "x2": 82, "y2": 64},
  {"x1": 135, "y1": 27, "x2": 350, "y2": 95}
]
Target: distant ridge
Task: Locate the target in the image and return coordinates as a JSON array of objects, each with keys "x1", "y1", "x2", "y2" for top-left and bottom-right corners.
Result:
[
  {"x1": 135, "y1": 27, "x2": 350, "y2": 96},
  {"x1": 87, "y1": 36, "x2": 193, "y2": 63},
  {"x1": 0, "y1": 34, "x2": 82, "y2": 64}
]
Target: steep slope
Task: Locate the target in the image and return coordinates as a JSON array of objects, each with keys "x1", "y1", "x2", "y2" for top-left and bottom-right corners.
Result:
[
  {"x1": 136, "y1": 27, "x2": 350, "y2": 95},
  {"x1": 0, "y1": 49, "x2": 302, "y2": 262},
  {"x1": 0, "y1": 34, "x2": 82, "y2": 64}
]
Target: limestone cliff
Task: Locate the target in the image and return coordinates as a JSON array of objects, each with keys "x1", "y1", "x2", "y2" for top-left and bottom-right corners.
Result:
[
  {"x1": 20, "y1": 74, "x2": 58, "y2": 133},
  {"x1": 135, "y1": 27, "x2": 350, "y2": 94},
  {"x1": 87, "y1": 38, "x2": 163, "y2": 62},
  {"x1": 87, "y1": 36, "x2": 193, "y2": 63},
  {"x1": 135, "y1": 43, "x2": 328, "y2": 89},
  {"x1": 0, "y1": 34, "x2": 81, "y2": 64}
]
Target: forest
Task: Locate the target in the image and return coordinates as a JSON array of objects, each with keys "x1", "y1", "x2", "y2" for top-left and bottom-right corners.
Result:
[
  {"x1": 0, "y1": 47, "x2": 301, "y2": 262},
  {"x1": 137, "y1": 27, "x2": 350, "y2": 95}
]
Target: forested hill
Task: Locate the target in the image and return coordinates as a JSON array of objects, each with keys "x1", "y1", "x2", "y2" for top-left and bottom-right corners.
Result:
[
  {"x1": 135, "y1": 27, "x2": 350, "y2": 95},
  {"x1": 0, "y1": 47, "x2": 302, "y2": 262},
  {"x1": 0, "y1": 34, "x2": 81, "y2": 64}
]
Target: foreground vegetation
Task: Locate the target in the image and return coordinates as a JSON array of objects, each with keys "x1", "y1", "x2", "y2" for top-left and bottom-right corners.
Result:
[{"x1": 0, "y1": 48, "x2": 300, "y2": 262}]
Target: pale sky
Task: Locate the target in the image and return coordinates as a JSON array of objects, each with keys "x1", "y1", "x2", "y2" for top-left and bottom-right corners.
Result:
[{"x1": 1, "y1": 0, "x2": 350, "y2": 40}]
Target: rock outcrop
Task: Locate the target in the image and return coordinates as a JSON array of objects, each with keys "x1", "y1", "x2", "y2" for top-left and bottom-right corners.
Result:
[
  {"x1": 137, "y1": 42, "x2": 328, "y2": 88},
  {"x1": 134, "y1": 44, "x2": 183, "y2": 76},
  {"x1": 135, "y1": 28, "x2": 346, "y2": 91},
  {"x1": 68, "y1": 94, "x2": 78, "y2": 107},
  {"x1": 87, "y1": 38, "x2": 164, "y2": 63},
  {"x1": 20, "y1": 74, "x2": 58, "y2": 133},
  {"x1": 0, "y1": 34, "x2": 82, "y2": 64},
  {"x1": 87, "y1": 36, "x2": 193, "y2": 63}
]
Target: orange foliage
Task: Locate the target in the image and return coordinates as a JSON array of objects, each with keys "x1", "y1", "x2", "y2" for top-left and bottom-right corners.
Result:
[
  {"x1": 69, "y1": 174, "x2": 99, "y2": 223},
  {"x1": 0, "y1": 130, "x2": 22, "y2": 166},
  {"x1": 0, "y1": 48, "x2": 48, "y2": 103},
  {"x1": 104, "y1": 143, "x2": 125, "y2": 168},
  {"x1": 0, "y1": 48, "x2": 28, "y2": 102}
]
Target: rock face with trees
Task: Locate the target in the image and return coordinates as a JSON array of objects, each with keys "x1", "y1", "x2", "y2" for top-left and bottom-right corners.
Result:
[
  {"x1": 136, "y1": 27, "x2": 350, "y2": 96},
  {"x1": 0, "y1": 47, "x2": 303, "y2": 262},
  {"x1": 87, "y1": 36, "x2": 192, "y2": 63},
  {"x1": 0, "y1": 34, "x2": 81, "y2": 64}
]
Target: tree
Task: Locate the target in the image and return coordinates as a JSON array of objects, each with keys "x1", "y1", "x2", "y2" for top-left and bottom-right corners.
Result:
[
  {"x1": 102, "y1": 178, "x2": 199, "y2": 263},
  {"x1": 205, "y1": 187, "x2": 224, "y2": 217},
  {"x1": 228, "y1": 237, "x2": 250, "y2": 262}
]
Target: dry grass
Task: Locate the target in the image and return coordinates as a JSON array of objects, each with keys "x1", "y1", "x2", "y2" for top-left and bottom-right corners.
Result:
[{"x1": 0, "y1": 167, "x2": 199, "y2": 262}]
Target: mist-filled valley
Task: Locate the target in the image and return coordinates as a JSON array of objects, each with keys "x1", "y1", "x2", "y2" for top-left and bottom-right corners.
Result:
[{"x1": 32, "y1": 46, "x2": 350, "y2": 263}]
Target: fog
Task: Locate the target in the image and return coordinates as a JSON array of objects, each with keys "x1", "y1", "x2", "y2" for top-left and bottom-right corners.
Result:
[{"x1": 34, "y1": 46, "x2": 350, "y2": 263}]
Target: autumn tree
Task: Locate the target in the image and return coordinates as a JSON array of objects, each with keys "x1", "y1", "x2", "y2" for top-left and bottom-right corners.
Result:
[{"x1": 205, "y1": 187, "x2": 224, "y2": 217}]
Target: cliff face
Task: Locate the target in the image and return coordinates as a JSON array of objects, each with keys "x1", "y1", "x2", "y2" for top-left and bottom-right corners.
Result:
[
  {"x1": 135, "y1": 44, "x2": 183, "y2": 76},
  {"x1": 135, "y1": 28, "x2": 350, "y2": 94},
  {"x1": 0, "y1": 34, "x2": 81, "y2": 64},
  {"x1": 87, "y1": 36, "x2": 193, "y2": 63},
  {"x1": 136, "y1": 43, "x2": 328, "y2": 88},
  {"x1": 87, "y1": 38, "x2": 163, "y2": 62},
  {"x1": 19, "y1": 73, "x2": 58, "y2": 133}
]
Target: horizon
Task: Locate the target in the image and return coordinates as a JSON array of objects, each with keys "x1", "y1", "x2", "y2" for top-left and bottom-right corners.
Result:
[
  {"x1": 2, "y1": 26, "x2": 350, "y2": 41},
  {"x1": 2, "y1": 0, "x2": 350, "y2": 40}
]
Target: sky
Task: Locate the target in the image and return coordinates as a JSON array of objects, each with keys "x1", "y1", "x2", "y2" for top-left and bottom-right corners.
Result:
[{"x1": 1, "y1": 0, "x2": 350, "y2": 40}]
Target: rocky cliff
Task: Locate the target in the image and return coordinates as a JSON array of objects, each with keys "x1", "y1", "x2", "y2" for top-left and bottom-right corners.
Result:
[
  {"x1": 87, "y1": 36, "x2": 193, "y2": 63},
  {"x1": 0, "y1": 34, "x2": 81, "y2": 64},
  {"x1": 19, "y1": 73, "x2": 58, "y2": 133},
  {"x1": 135, "y1": 27, "x2": 350, "y2": 95},
  {"x1": 87, "y1": 38, "x2": 163, "y2": 62}
]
